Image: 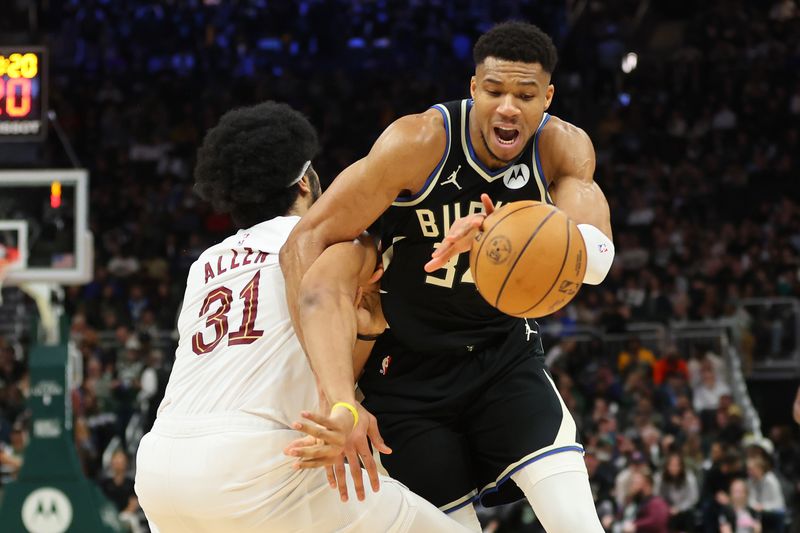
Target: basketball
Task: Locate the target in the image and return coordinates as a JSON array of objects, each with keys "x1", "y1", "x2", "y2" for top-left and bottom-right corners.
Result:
[{"x1": 469, "y1": 201, "x2": 587, "y2": 318}]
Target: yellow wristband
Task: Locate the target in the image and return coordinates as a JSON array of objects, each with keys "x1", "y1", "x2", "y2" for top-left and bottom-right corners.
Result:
[{"x1": 331, "y1": 402, "x2": 359, "y2": 429}]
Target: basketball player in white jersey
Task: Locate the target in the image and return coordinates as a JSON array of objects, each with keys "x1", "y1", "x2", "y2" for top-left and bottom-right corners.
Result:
[{"x1": 134, "y1": 102, "x2": 473, "y2": 532}]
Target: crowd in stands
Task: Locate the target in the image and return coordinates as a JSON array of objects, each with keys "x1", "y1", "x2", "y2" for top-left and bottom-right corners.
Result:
[{"x1": 1, "y1": 0, "x2": 799, "y2": 531}]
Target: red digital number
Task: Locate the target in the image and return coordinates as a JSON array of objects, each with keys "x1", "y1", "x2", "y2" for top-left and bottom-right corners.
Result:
[
  {"x1": 2, "y1": 78, "x2": 32, "y2": 117},
  {"x1": 192, "y1": 271, "x2": 264, "y2": 355}
]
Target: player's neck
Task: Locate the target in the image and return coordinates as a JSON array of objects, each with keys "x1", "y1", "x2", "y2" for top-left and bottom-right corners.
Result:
[{"x1": 286, "y1": 197, "x2": 311, "y2": 218}]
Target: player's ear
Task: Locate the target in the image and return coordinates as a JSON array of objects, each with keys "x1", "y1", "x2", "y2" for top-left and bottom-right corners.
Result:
[
  {"x1": 297, "y1": 174, "x2": 312, "y2": 195},
  {"x1": 544, "y1": 84, "x2": 554, "y2": 111},
  {"x1": 470, "y1": 76, "x2": 477, "y2": 99}
]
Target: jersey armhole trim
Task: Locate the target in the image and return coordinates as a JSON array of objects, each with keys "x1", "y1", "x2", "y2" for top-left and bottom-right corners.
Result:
[
  {"x1": 533, "y1": 113, "x2": 553, "y2": 203},
  {"x1": 393, "y1": 105, "x2": 451, "y2": 207}
]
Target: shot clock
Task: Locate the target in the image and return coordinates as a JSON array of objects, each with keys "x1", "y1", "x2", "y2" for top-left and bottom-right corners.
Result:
[{"x1": 0, "y1": 47, "x2": 47, "y2": 141}]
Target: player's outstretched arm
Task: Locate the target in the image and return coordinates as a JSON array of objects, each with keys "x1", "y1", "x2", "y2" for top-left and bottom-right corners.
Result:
[
  {"x1": 543, "y1": 120, "x2": 612, "y2": 239},
  {"x1": 543, "y1": 121, "x2": 614, "y2": 285},
  {"x1": 426, "y1": 121, "x2": 614, "y2": 285},
  {"x1": 280, "y1": 111, "x2": 445, "y2": 345},
  {"x1": 295, "y1": 237, "x2": 378, "y2": 407},
  {"x1": 286, "y1": 236, "x2": 391, "y2": 502}
]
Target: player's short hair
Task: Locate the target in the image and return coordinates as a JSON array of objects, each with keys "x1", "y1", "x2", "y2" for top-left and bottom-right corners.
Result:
[
  {"x1": 194, "y1": 101, "x2": 319, "y2": 228},
  {"x1": 473, "y1": 21, "x2": 558, "y2": 74}
]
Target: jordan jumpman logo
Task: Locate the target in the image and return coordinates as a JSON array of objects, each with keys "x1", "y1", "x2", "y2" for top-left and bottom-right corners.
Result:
[{"x1": 440, "y1": 165, "x2": 462, "y2": 190}]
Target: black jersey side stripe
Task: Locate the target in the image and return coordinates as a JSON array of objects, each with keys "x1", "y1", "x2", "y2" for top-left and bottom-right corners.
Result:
[{"x1": 533, "y1": 113, "x2": 552, "y2": 188}]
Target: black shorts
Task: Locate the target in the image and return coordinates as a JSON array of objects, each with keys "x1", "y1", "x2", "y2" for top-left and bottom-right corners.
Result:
[{"x1": 359, "y1": 320, "x2": 583, "y2": 512}]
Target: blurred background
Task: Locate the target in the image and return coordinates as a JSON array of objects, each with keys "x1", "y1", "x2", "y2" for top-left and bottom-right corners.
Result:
[{"x1": 0, "y1": 0, "x2": 798, "y2": 532}]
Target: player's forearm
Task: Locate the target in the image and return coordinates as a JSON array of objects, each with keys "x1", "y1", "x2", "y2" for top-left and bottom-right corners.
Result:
[
  {"x1": 280, "y1": 228, "x2": 329, "y2": 348},
  {"x1": 298, "y1": 287, "x2": 359, "y2": 405}
]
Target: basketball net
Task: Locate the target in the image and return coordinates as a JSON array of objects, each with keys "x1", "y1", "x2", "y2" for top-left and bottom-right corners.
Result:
[
  {"x1": 0, "y1": 247, "x2": 60, "y2": 345},
  {"x1": 0, "y1": 245, "x2": 20, "y2": 304}
]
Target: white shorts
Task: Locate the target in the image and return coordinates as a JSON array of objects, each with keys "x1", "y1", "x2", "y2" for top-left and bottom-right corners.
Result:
[{"x1": 135, "y1": 412, "x2": 470, "y2": 533}]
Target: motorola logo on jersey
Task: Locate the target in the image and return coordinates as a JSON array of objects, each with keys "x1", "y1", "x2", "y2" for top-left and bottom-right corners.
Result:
[{"x1": 502, "y1": 164, "x2": 530, "y2": 189}]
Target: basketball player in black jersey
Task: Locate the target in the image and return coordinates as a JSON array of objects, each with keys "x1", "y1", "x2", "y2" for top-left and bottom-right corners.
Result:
[{"x1": 282, "y1": 22, "x2": 613, "y2": 532}]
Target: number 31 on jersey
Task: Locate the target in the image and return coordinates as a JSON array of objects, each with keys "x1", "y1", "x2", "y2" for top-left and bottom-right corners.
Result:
[{"x1": 192, "y1": 271, "x2": 264, "y2": 355}]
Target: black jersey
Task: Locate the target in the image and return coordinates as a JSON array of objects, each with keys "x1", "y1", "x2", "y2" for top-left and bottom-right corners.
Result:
[{"x1": 379, "y1": 99, "x2": 554, "y2": 352}]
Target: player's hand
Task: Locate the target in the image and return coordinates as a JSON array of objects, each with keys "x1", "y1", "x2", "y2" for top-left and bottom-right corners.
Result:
[
  {"x1": 283, "y1": 407, "x2": 354, "y2": 467},
  {"x1": 335, "y1": 403, "x2": 391, "y2": 502},
  {"x1": 283, "y1": 402, "x2": 391, "y2": 502},
  {"x1": 424, "y1": 193, "x2": 495, "y2": 272}
]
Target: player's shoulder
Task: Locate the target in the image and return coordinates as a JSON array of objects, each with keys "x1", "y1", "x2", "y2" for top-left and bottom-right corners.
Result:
[
  {"x1": 539, "y1": 114, "x2": 592, "y2": 147},
  {"x1": 538, "y1": 114, "x2": 595, "y2": 181},
  {"x1": 373, "y1": 108, "x2": 446, "y2": 158},
  {"x1": 364, "y1": 108, "x2": 447, "y2": 192}
]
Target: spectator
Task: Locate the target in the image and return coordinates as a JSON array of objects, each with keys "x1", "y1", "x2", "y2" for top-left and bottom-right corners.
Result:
[
  {"x1": 0, "y1": 423, "x2": 26, "y2": 485},
  {"x1": 586, "y1": 447, "x2": 618, "y2": 508},
  {"x1": 126, "y1": 285, "x2": 149, "y2": 323},
  {"x1": 544, "y1": 337, "x2": 578, "y2": 370},
  {"x1": 615, "y1": 451, "x2": 652, "y2": 511},
  {"x1": 99, "y1": 449, "x2": 142, "y2": 532},
  {"x1": 718, "y1": 478, "x2": 761, "y2": 533},
  {"x1": 692, "y1": 361, "x2": 731, "y2": 415},
  {"x1": 715, "y1": 405, "x2": 746, "y2": 447},
  {"x1": 746, "y1": 456, "x2": 786, "y2": 532},
  {"x1": 74, "y1": 417, "x2": 99, "y2": 479},
  {"x1": 653, "y1": 345, "x2": 689, "y2": 387},
  {"x1": 137, "y1": 349, "x2": 168, "y2": 432},
  {"x1": 688, "y1": 347, "x2": 727, "y2": 389},
  {"x1": 106, "y1": 248, "x2": 141, "y2": 279},
  {"x1": 654, "y1": 452, "x2": 699, "y2": 532},
  {"x1": 618, "y1": 337, "x2": 657, "y2": 375},
  {"x1": 621, "y1": 471, "x2": 670, "y2": 533},
  {"x1": 702, "y1": 447, "x2": 746, "y2": 533}
]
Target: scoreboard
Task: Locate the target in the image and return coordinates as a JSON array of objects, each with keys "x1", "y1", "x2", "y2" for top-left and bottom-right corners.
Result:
[{"x1": 0, "y1": 47, "x2": 47, "y2": 141}]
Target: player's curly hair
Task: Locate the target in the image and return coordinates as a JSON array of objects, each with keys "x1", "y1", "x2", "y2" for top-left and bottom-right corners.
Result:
[
  {"x1": 473, "y1": 21, "x2": 558, "y2": 73},
  {"x1": 194, "y1": 101, "x2": 320, "y2": 228}
]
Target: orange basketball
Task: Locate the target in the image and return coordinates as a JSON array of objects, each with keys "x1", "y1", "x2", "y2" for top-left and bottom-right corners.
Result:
[{"x1": 469, "y1": 201, "x2": 587, "y2": 318}]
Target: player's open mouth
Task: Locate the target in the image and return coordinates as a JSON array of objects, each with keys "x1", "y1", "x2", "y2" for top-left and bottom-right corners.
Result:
[{"x1": 494, "y1": 127, "x2": 519, "y2": 146}]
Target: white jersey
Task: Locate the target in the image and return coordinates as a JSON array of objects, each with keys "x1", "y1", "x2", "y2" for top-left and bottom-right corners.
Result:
[
  {"x1": 137, "y1": 216, "x2": 475, "y2": 533},
  {"x1": 156, "y1": 216, "x2": 317, "y2": 426}
]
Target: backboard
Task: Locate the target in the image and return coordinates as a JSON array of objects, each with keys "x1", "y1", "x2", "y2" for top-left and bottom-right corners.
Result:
[{"x1": 0, "y1": 169, "x2": 92, "y2": 285}]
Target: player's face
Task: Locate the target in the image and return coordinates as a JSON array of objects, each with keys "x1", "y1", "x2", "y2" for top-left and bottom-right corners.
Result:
[{"x1": 470, "y1": 58, "x2": 554, "y2": 166}]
